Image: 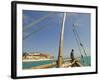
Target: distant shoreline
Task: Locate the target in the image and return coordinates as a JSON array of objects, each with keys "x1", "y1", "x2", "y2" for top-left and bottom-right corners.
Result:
[{"x1": 22, "y1": 56, "x2": 90, "y2": 62}]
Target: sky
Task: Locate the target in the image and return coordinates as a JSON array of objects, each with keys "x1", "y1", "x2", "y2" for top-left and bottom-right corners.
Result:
[{"x1": 22, "y1": 10, "x2": 91, "y2": 59}]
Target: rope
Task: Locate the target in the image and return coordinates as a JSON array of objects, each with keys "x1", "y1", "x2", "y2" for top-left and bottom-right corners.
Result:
[
  {"x1": 72, "y1": 29, "x2": 85, "y2": 65},
  {"x1": 23, "y1": 13, "x2": 57, "y2": 40},
  {"x1": 23, "y1": 21, "x2": 51, "y2": 40},
  {"x1": 72, "y1": 29, "x2": 83, "y2": 58},
  {"x1": 23, "y1": 13, "x2": 53, "y2": 31},
  {"x1": 73, "y1": 25, "x2": 87, "y2": 57}
]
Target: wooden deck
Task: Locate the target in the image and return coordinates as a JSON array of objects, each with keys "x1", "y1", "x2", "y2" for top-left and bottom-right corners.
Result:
[
  {"x1": 62, "y1": 59, "x2": 83, "y2": 68},
  {"x1": 30, "y1": 59, "x2": 83, "y2": 69}
]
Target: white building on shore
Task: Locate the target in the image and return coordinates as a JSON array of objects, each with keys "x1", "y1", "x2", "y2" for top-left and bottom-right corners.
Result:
[{"x1": 22, "y1": 52, "x2": 54, "y2": 60}]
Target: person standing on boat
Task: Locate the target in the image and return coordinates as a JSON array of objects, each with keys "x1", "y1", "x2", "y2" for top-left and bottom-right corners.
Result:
[
  {"x1": 70, "y1": 49, "x2": 82, "y2": 67},
  {"x1": 70, "y1": 49, "x2": 76, "y2": 67},
  {"x1": 70, "y1": 49, "x2": 75, "y2": 62}
]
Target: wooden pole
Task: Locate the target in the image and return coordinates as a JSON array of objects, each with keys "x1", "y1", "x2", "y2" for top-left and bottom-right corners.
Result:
[{"x1": 57, "y1": 12, "x2": 66, "y2": 67}]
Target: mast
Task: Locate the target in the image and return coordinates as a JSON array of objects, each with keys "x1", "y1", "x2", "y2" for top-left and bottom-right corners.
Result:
[{"x1": 57, "y1": 12, "x2": 66, "y2": 67}]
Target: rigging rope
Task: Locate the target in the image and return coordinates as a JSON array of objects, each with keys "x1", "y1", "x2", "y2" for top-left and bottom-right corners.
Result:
[
  {"x1": 23, "y1": 13, "x2": 53, "y2": 31},
  {"x1": 23, "y1": 21, "x2": 51, "y2": 40},
  {"x1": 73, "y1": 24, "x2": 87, "y2": 57},
  {"x1": 72, "y1": 27, "x2": 85, "y2": 65},
  {"x1": 23, "y1": 13, "x2": 57, "y2": 40},
  {"x1": 68, "y1": 18, "x2": 84, "y2": 58},
  {"x1": 72, "y1": 29, "x2": 83, "y2": 58}
]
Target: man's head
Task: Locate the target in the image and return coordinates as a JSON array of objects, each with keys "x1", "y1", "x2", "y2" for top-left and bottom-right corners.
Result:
[{"x1": 72, "y1": 49, "x2": 74, "y2": 52}]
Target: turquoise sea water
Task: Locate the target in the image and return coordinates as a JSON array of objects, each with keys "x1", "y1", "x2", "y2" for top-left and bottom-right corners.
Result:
[
  {"x1": 23, "y1": 56, "x2": 91, "y2": 69},
  {"x1": 80, "y1": 56, "x2": 91, "y2": 66},
  {"x1": 23, "y1": 60, "x2": 55, "y2": 69}
]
